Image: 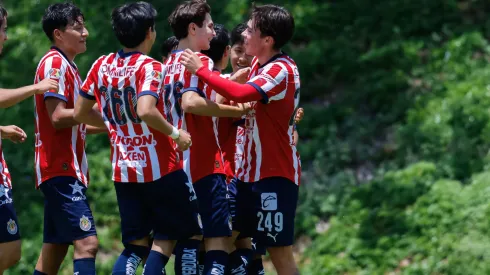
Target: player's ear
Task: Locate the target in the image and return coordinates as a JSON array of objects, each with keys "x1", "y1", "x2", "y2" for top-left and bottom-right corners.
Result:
[
  {"x1": 223, "y1": 45, "x2": 231, "y2": 58},
  {"x1": 265, "y1": 36, "x2": 275, "y2": 49},
  {"x1": 188, "y1": 23, "x2": 196, "y2": 36},
  {"x1": 53, "y1": 29, "x2": 63, "y2": 42}
]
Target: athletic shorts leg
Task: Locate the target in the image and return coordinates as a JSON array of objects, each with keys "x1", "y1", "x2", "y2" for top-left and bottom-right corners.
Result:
[
  {"x1": 194, "y1": 174, "x2": 232, "y2": 238},
  {"x1": 40, "y1": 177, "x2": 96, "y2": 244},
  {"x1": 147, "y1": 170, "x2": 201, "y2": 241},
  {"x1": 227, "y1": 177, "x2": 238, "y2": 228},
  {"x1": 114, "y1": 181, "x2": 151, "y2": 244},
  {"x1": 0, "y1": 185, "x2": 20, "y2": 243},
  {"x1": 252, "y1": 177, "x2": 298, "y2": 247},
  {"x1": 234, "y1": 180, "x2": 256, "y2": 238}
]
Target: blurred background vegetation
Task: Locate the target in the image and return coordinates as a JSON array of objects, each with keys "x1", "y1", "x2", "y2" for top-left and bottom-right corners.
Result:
[{"x1": 3, "y1": 0, "x2": 490, "y2": 274}]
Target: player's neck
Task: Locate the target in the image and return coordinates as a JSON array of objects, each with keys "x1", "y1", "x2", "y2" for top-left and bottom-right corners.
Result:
[
  {"x1": 257, "y1": 48, "x2": 282, "y2": 66},
  {"x1": 53, "y1": 43, "x2": 76, "y2": 62},
  {"x1": 177, "y1": 38, "x2": 200, "y2": 52},
  {"x1": 123, "y1": 43, "x2": 149, "y2": 55}
]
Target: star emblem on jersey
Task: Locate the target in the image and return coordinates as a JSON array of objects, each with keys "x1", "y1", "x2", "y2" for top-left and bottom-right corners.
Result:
[
  {"x1": 79, "y1": 215, "x2": 91, "y2": 232},
  {"x1": 7, "y1": 219, "x2": 17, "y2": 235},
  {"x1": 70, "y1": 182, "x2": 84, "y2": 196},
  {"x1": 0, "y1": 185, "x2": 9, "y2": 198}
]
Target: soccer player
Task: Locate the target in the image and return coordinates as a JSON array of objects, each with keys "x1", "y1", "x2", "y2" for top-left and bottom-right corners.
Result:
[
  {"x1": 165, "y1": 1, "x2": 248, "y2": 274},
  {"x1": 0, "y1": 5, "x2": 59, "y2": 274},
  {"x1": 32, "y1": 3, "x2": 106, "y2": 275},
  {"x1": 73, "y1": 2, "x2": 200, "y2": 275},
  {"x1": 181, "y1": 4, "x2": 301, "y2": 275},
  {"x1": 161, "y1": 36, "x2": 178, "y2": 63}
]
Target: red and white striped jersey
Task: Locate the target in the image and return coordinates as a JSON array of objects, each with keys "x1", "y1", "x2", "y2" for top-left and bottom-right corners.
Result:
[
  {"x1": 0, "y1": 135, "x2": 12, "y2": 189},
  {"x1": 216, "y1": 73, "x2": 240, "y2": 181},
  {"x1": 236, "y1": 54, "x2": 302, "y2": 185},
  {"x1": 34, "y1": 47, "x2": 89, "y2": 188},
  {"x1": 163, "y1": 50, "x2": 224, "y2": 183},
  {"x1": 80, "y1": 50, "x2": 181, "y2": 183}
]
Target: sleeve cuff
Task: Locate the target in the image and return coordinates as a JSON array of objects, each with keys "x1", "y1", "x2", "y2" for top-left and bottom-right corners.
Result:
[
  {"x1": 79, "y1": 90, "x2": 96, "y2": 100},
  {"x1": 246, "y1": 82, "x2": 268, "y2": 104},
  {"x1": 138, "y1": 91, "x2": 159, "y2": 105},
  {"x1": 44, "y1": 92, "x2": 68, "y2": 102}
]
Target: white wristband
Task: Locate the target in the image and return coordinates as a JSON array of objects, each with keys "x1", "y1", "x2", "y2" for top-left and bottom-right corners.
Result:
[{"x1": 170, "y1": 126, "x2": 180, "y2": 140}]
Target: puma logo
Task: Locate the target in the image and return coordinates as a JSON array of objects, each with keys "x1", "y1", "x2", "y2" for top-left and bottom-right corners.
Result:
[{"x1": 267, "y1": 232, "x2": 278, "y2": 242}]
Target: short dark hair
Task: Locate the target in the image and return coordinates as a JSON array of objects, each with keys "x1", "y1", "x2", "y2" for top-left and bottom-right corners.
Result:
[
  {"x1": 168, "y1": 0, "x2": 211, "y2": 40},
  {"x1": 112, "y1": 1, "x2": 157, "y2": 48},
  {"x1": 42, "y1": 3, "x2": 84, "y2": 42},
  {"x1": 0, "y1": 5, "x2": 7, "y2": 29},
  {"x1": 251, "y1": 4, "x2": 294, "y2": 50},
  {"x1": 230, "y1": 23, "x2": 246, "y2": 46},
  {"x1": 161, "y1": 36, "x2": 178, "y2": 57},
  {"x1": 201, "y1": 24, "x2": 229, "y2": 64}
]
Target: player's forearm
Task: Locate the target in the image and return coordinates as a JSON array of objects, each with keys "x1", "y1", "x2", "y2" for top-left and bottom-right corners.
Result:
[
  {"x1": 137, "y1": 107, "x2": 174, "y2": 136},
  {"x1": 50, "y1": 108, "x2": 80, "y2": 129},
  {"x1": 86, "y1": 125, "x2": 107, "y2": 134},
  {"x1": 0, "y1": 86, "x2": 37, "y2": 108},
  {"x1": 182, "y1": 95, "x2": 243, "y2": 118},
  {"x1": 195, "y1": 67, "x2": 262, "y2": 103}
]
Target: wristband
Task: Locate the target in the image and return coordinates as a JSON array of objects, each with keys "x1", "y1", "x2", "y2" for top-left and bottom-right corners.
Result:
[{"x1": 170, "y1": 126, "x2": 180, "y2": 140}]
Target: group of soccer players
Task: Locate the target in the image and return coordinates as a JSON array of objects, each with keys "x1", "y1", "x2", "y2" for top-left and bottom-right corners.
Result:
[{"x1": 0, "y1": 1, "x2": 302, "y2": 275}]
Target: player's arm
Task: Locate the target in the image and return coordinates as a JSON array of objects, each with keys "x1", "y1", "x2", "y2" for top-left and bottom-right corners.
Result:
[
  {"x1": 0, "y1": 125, "x2": 26, "y2": 144},
  {"x1": 84, "y1": 104, "x2": 107, "y2": 134},
  {"x1": 137, "y1": 62, "x2": 191, "y2": 150},
  {"x1": 181, "y1": 91, "x2": 246, "y2": 117},
  {"x1": 72, "y1": 96, "x2": 105, "y2": 128},
  {"x1": 0, "y1": 78, "x2": 58, "y2": 108},
  {"x1": 73, "y1": 58, "x2": 108, "y2": 128},
  {"x1": 293, "y1": 108, "x2": 304, "y2": 145},
  {"x1": 180, "y1": 49, "x2": 262, "y2": 103}
]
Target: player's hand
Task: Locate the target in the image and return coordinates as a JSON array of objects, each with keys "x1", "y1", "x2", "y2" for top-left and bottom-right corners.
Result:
[
  {"x1": 175, "y1": 129, "x2": 192, "y2": 151},
  {"x1": 34, "y1": 78, "x2": 59, "y2": 94},
  {"x1": 294, "y1": 107, "x2": 304, "y2": 124},
  {"x1": 230, "y1": 67, "x2": 251, "y2": 84},
  {"x1": 180, "y1": 49, "x2": 203, "y2": 74},
  {"x1": 0, "y1": 125, "x2": 27, "y2": 143},
  {"x1": 238, "y1": 103, "x2": 252, "y2": 115}
]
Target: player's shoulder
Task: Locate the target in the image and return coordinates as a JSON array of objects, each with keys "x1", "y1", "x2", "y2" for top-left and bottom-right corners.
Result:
[{"x1": 196, "y1": 52, "x2": 209, "y2": 60}]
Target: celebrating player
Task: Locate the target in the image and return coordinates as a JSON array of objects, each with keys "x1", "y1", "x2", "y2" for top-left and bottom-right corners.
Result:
[
  {"x1": 74, "y1": 2, "x2": 200, "y2": 275},
  {"x1": 165, "y1": 1, "x2": 250, "y2": 274},
  {"x1": 161, "y1": 36, "x2": 178, "y2": 63},
  {"x1": 0, "y1": 5, "x2": 59, "y2": 274},
  {"x1": 180, "y1": 4, "x2": 301, "y2": 275},
  {"x1": 32, "y1": 3, "x2": 106, "y2": 275}
]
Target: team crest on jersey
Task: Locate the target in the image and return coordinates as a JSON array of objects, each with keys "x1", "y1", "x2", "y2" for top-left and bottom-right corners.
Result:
[
  {"x1": 79, "y1": 215, "x2": 91, "y2": 231},
  {"x1": 151, "y1": 70, "x2": 163, "y2": 81},
  {"x1": 48, "y1": 68, "x2": 61, "y2": 79},
  {"x1": 6, "y1": 219, "x2": 17, "y2": 235}
]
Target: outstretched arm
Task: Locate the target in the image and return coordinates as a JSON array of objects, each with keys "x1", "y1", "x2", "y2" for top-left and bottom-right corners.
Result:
[{"x1": 0, "y1": 78, "x2": 58, "y2": 108}]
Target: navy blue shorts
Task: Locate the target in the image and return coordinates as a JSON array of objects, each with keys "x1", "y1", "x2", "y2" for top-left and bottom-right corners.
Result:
[
  {"x1": 40, "y1": 177, "x2": 97, "y2": 244},
  {"x1": 0, "y1": 185, "x2": 20, "y2": 243},
  {"x1": 235, "y1": 177, "x2": 298, "y2": 247},
  {"x1": 227, "y1": 177, "x2": 238, "y2": 227},
  {"x1": 115, "y1": 169, "x2": 201, "y2": 244},
  {"x1": 193, "y1": 174, "x2": 232, "y2": 238}
]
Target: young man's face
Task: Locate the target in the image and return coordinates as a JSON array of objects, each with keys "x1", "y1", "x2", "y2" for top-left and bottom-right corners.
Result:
[
  {"x1": 195, "y1": 13, "x2": 215, "y2": 51},
  {"x1": 230, "y1": 42, "x2": 253, "y2": 73},
  {"x1": 59, "y1": 16, "x2": 88, "y2": 55},
  {"x1": 0, "y1": 16, "x2": 8, "y2": 55},
  {"x1": 243, "y1": 18, "x2": 265, "y2": 57}
]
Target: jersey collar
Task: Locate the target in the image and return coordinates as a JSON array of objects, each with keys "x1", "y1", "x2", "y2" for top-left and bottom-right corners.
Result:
[
  {"x1": 117, "y1": 49, "x2": 143, "y2": 58},
  {"x1": 259, "y1": 51, "x2": 286, "y2": 69},
  {"x1": 50, "y1": 46, "x2": 77, "y2": 69}
]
